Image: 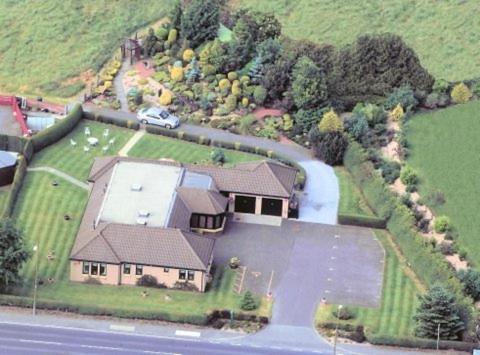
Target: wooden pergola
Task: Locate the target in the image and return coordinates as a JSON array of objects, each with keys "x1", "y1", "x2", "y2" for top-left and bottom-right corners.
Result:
[{"x1": 120, "y1": 35, "x2": 141, "y2": 65}]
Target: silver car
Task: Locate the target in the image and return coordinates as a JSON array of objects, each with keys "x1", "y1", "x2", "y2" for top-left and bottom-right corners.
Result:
[{"x1": 137, "y1": 107, "x2": 180, "y2": 129}]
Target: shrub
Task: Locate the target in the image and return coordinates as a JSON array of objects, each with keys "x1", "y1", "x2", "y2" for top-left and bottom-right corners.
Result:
[
  {"x1": 210, "y1": 148, "x2": 225, "y2": 164},
  {"x1": 380, "y1": 160, "x2": 401, "y2": 184},
  {"x1": 240, "y1": 291, "x2": 258, "y2": 311},
  {"x1": 227, "y1": 72, "x2": 238, "y2": 81},
  {"x1": 126, "y1": 120, "x2": 140, "y2": 130},
  {"x1": 434, "y1": 216, "x2": 450, "y2": 233},
  {"x1": 173, "y1": 281, "x2": 198, "y2": 292},
  {"x1": 253, "y1": 86, "x2": 267, "y2": 105},
  {"x1": 156, "y1": 26, "x2": 169, "y2": 40},
  {"x1": 458, "y1": 269, "x2": 480, "y2": 301},
  {"x1": 218, "y1": 78, "x2": 231, "y2": 95},
  {"x1": 400, "y1": 165, "x2": 418, "y2": 186},
  {"x1": 229, "y1": 257, "x2": 240, "y2": 269},
  {"x1": 384, "y1": 86, "x2": 418, "y2": 111},
  {"x1": 318, "y1": 109, "x2": 343, "y2": 133},
  {"x1": 137, "y1": 275, "x2": 158, "y2": 288},
  {"x1": 332, "y1": 306, "x2": 355, "y2": 320},
  {"x1": 239, "y1": 114, "x2": 255, "y2": 135},
  {"x1": 338, "y1": 214, "x2": 387, "y2": 229},
  {"x1": 1, "y1": 156, "x2": 27, "y2": 218},
  {"x1": 241, "y1": 97, "x2": 249, "y2": 107},
  {"x1": 282, "y1": 114, "x2": 293, "y2": 131},
  {"x1": 437, "y1": 242, "x2": 456, "y2": 256},
  {"x1": 352, "y1": 103, "x2": 386, "y2": 127},
  {"x1": 159, "y1": 91, "x2": 173, "y2": 106},
  {"x1": 433, "y1": 79, "x2": 450, "y2": 94},
  {"x1": 312, "y1": 131, "x2": 348, "y2": 166},
  {"x1": 450, "y1": 83, "x2": 472, "y2": 104},
  {"x1": 389, "y1": 104, "x2": 404, "y2": 122},
  {"x1": 182, "y1": 48, "x2": 195, "y2": 62},
  {"x1": 344, "y1": 113, "x2": 368, "y2": 142},
  {"x1": 231, "y1": 81, "x2": 242, "y2": 96},
  {"x1": 167, "y1": 28, "x2": 178, "y2": 43},
  {"x1": 224, "y1": 95, "x2": 237, "y2": 113},
  {"x1": 170, "y1": 67, "x2": 184, "y2": 82}
]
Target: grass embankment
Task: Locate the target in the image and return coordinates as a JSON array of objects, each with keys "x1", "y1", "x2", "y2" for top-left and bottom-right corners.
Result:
[
  {"x1": 9, "y1": 121, "x2": 264, "y2": 319},
  {"x1": 237, "y1": 0, "x2": 480, "y2": 81},
  {"x1": 0, "y1": 0, "x2": 174, "y2": 98},
  {"x1": 128, "y1": 133, "x2": 260, "y2": 165},
  {"x1": 31, "y1": 121, "x2": 134, "y2": 181},
  {"x1": 316, "y1": 231, "x2": 421, "y2": 337},
  {"x1": 335, "y1": 167, "x2": 375, "y2": 217},
  {"x1": 406, "y1": 100, "x2": 480, "y2": 266}
]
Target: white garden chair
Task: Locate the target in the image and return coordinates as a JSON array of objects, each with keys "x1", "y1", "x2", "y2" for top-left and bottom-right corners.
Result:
[
  {"x1": 108, "y1": 138, "x2": 115, "y2": 145},
  {"x1": 70, "y1": 139, "x2": 77, "y2": 147},
  {"x1": 102, "y1": 145, "x2": 109, "y2": 154},
  {"x1": 84, "y1": 127, "x2": 91, "y2": 136},
  {"x1": 103, "y1": 129, "x2": 109, "y2": 138},
  {"x1": 83, "y1": 146, "x2": 90, "y2": 153}
]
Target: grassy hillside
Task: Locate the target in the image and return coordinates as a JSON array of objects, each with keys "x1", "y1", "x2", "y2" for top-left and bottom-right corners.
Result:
[
  {"x1": 236, "y1": 0, "x2": 480, "y2": 81},
  {"x1": 0, "y1": 0, "x2": 173, "y2": 98},
  {"x1": 406, "y1": 100, "x2": 480, "y2": 265}
]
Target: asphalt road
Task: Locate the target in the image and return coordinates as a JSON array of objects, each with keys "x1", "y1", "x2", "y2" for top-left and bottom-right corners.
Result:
[{"x1": 0, "y1": 322, "x2": 326, "y2": 355}]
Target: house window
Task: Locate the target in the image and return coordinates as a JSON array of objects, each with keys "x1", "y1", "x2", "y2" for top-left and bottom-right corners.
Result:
[
  {"x1": 123, "y1": 264, "x2": 131, "y2": 274},
  {"x1": 179, "y1": 269, "x2": 186, "y2": 280},
  {"x1": 187, "y1": 270, "x2": 195, "y2": 281},
  {"x1": 190, "y1": 214, "x2": 199, "y2": 228},
  {"x1": 100, "y1": 263, "x2": 107, "y2": 276},
  {"x1": 136, "y1": 265, "x2": 143, "y2": 276},
  {"x1": 91, "y1": 262, "x2": 98, "y2": 275},
  {"x1": 215, "y1": 215, "x2": 222, "y2": 229},
  {"x1": 199, "y1": 216, "x2": 206, "y2": 228},
  {"x1": 82, "y1": 262, "x2": 90, "y2": 275},
  {"x1": 164, "y1": 268, "x2": 170, "y2": 273},
  {"x1": 206, "y1": 216, "x2": 214, "y2": 229}
]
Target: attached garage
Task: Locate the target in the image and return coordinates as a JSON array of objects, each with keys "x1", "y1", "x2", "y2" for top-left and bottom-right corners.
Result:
[
  {"x1": 234, "y1": 195, "x2": 256, "y2": 214},
  {"x1": 261, "y1": 198, "x2": 283, "y2": 216}
]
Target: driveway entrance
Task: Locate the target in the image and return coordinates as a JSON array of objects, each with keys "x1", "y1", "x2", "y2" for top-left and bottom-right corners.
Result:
[{"x1": 213, "y1": 220, "x2": 384, "y2": 326}]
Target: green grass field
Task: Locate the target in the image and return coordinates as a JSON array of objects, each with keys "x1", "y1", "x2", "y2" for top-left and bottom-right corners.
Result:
[
  {"x1": 129, "y1": 133, "x2": 260, "y2": 165},
  {"x1": 237, "y1": 0, "x2": 480, "y2": 81},
  {"x1": 31, "y1": 121, "x2": 134, "y2": 181},
  {"x1": 335, "y1": 167, "x2": 375, "y2": 217},
  {"x1": 406, "y1": 100, "x2": 480, "y2": 266},
  {"x1": 0, "y1": 0, "x2": 173, "y2": 98},
  {"x1": 316, "y1": 231, "x2": 420, "y2": 337},
  {"x1": 9, "y1": 121, "x2": 264, "y2": 318}
]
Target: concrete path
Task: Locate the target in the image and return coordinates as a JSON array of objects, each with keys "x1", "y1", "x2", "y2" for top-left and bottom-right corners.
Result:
[
  {"x1": 118, "y1": 129, "x2": 145, "y2": 157},
  {"x1": 113, "y1": 60, "x2": 131, "y2": 112},
  {"x1": 27, "y1": 167, "x2": 89, "y2": 190},
  {"x1": 82, "y1": 106, "x2": 340, "y2": 225}
]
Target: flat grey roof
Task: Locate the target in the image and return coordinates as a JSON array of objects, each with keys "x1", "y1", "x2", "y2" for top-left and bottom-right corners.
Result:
[
  {"x1": 181, "y1": 171, "x2": 213, "y2": 189},
  {"x1": 98, "y1": 161, "x2": 183, "y2": 227},
  {"x1": 0, "y1": 151, "x2": 17, "y2": 168}
]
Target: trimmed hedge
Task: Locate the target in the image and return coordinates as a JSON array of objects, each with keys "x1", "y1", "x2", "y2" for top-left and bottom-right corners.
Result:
[
  {"x1": 84, "y1": 111, "x2": 140, "y2": 131},
  {"x1": 338, "y1": 214, "x2": 387, "y2": 229},
  {"x1": 344, "y1": 142, "x2": 466, "y2": 295},
  {"x1": 367, "y1": 333, "x2": 477, "y2": 352},
  {"x1": 31, "y1": 104, "x2": 83, "y2": 152},
  {"x1": 145, "y1": 126, "x2": 211, "y2": 145},
  {"x1": 1, "y1": 155, "x2": 27, "y2": 218}
]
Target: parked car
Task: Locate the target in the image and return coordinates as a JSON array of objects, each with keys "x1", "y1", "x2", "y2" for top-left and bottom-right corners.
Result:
[{"x1": 137, "y1": 107, "x2": 180, "y2": 129}]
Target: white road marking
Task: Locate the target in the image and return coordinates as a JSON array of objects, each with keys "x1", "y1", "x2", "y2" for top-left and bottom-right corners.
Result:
[
  {"x1": 175, "y1": 330, "x2": 201, "y2": 338},
  {"x1": 332, "y1": 245, "x2": 338, "y2": 249},
  {"x1": 329, "y1": 267, "x2": 334, "y2": 271},
  {"x1": 267, "y1": 270, "x2": 275, "y2": 295},
  {"x1": 19, "y1": 339, "x2": 61, "y2": 346},
  {"x1": 110, "y1": 324, "x2": 135, "y2": 332},
  {"x1": 327, "y1": 278, "x2": 332, "y2": 282},
  {"x1": 334, "y1": 234, "x2": 340, "y2": 238},
  {"x1": 331, "y1": 256, "x2": 336, "y2": 260}
]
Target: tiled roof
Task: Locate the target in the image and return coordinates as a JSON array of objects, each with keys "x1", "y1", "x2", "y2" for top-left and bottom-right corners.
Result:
[
  {"x1": 176, "y1": 187, "x2": 228, "y2": 215},
  {"x1": 71, "y1": 224, "x2": 214, "y2": 271},
  {"x1": 186, "y1": 161, "x2": 297, "y2": 198}
]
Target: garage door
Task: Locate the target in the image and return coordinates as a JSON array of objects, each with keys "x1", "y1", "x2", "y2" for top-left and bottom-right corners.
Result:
[
  {"x1": 261, "y1": 198, "x2": 283, "y2": 216},
  {"x1": 234, "y1": 195, "x2": 256, "y2": 214}
]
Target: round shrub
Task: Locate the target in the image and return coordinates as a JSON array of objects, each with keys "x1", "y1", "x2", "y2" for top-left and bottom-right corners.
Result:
[
  {"x1": 219, "y1": 78, "x2": 231, "y2": 95},
  {"x1": 319, "y1": 110, "x2": 343, "y2": 133},
  {"x1": 241, "y1": 97, "x2": 249, "y2": 107},
  {"x1": 380, "y1": 160, "x2": 401, "y2": 184},
  {"x1": 231, "y1": 81, "x2": 242, "y2": 96},
  {"x1": 451, "y1": 82, "x2": 472, "y2": 104},
  {"x1": 389, "y1": 104, "x2": 404, "y2": 122},
  {"x1": 202, "y1": 64, "x2": 216, "y2": 77},
  {"x1": 400, "y1": 165, "x2": 418, "y2": 186},
  {"x1": 159, "y1": 91, "x2": 173, "y2": 106},
  {"x1": 312, "y1": 131, "x2": 349, "y2": 166},
  {"x1": 458, "y1": 269, "x2": 480, "y2": 301},
  {"x1": 183, "y1": 48, "x2": 195, "y2": 62},
  {"x1": 170, "y1": 67, "x2": 184, "y2": 82},
  {"x1": 211, "y1": 148, "x2": 226, "y2": 164},
  {"x1": 229, "y1": 257, "x2": 240, "y2": 269},
  {"x1": 344, "y1": 113, "x2": 368, "y2": 141},
  {"x1": 434, "y1": 216, "x2": 450, "y2": 233},
  {"x1": 167, "y1": 28, "x2": 178, "y2": 43},
  {"x1": 384, "y1": 86, "x2": 418, "y2": 110},
  {"x1": 155, "y1": 26, "x2": 169, "y2": 40},
  {"x1": 240, "y1": 291, "x2": 258, "y2": 311},
  {"x1": 137, "y1": 275, "x2": 158, "y2": 287},
  {"x1": 240, "y1": 75, "x2": 250, "y2": 84},
  {"x1": 332, "y1": 306, "x2": 355, "y2": 320},
  {"x1": 253, "y1": 86, "x2": 267, "y2": 105},
  {"x1": 227, "y1": 71, "x2": 238, "y2": 81},
  {"x1": 224, "y1": 95, "x2": 237, "y2": 112}
]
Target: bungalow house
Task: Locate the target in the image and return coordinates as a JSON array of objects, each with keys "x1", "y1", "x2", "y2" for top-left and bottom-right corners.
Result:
[{"x1": 69, "y1": 157, "x2": 297, "y2": 291}]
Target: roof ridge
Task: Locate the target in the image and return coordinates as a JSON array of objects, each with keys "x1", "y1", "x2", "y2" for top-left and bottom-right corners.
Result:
[
  {"x1": 260, "y1": 161, "x2": 290, "y2": 196},
  {"x1": 89, "y1": 156, "x2": 118, "y2": 181},
  {"x1": 99, "y1": 227, "x2": 122, "y2": 263},
  {"x1": 178, "y1": 229, "x2": 208, "y2": 269}
]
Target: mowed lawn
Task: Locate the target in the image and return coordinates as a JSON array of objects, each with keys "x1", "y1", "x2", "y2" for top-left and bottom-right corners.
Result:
[
  {"x1": 335, "y1": 167, "x2": 375, "y2": 217},
  {"x1": 316, "y1": 231, "x2": 420, "y2": 337},
  {"x1": 31, "y1": 120, "x2": 134, "y2": 181},
  {"x1": 237, "y1": 0, "x2": 480, "y2": 81},
  {"x1": 128, "y1": 133, "x2": 260, "y2": 165},
  {"x1": 10, "y1": 122, "x2": 263, "y2": 317},
  {"x1": 406, "y1": 101, "x2": 480, "y2": 266},
  {"x1": 0, "y1": 0, "x2": 173, "y2": 98}
]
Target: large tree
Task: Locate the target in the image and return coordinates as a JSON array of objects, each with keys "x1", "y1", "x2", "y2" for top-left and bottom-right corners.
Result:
[
  {"x1": 414, "y1": 284, "x2": 465, "y2": 340},
  {"x1": 311, "y1": 131, "x2": 348, "y2": 166},
  {"x1": 290, "y1": 56, "x2": 328, "y2": 110},
  {"x1": 180, "y1": 0, "x2": 220, "y2": 48},
  {"x1": 0, "y1": 219, "x2": 29, "y2": 290},
  {"x1": 332, "y1": 34, "x2": 434, "y2": 101}
]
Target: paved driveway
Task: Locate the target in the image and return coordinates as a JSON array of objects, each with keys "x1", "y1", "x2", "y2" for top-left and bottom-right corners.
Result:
[
  {"x1": 0, "y1": 106, "x2": 21, "y2": 136},
  {"x1": 214, "y1": 220, "x2": 384, "y2": 327}
]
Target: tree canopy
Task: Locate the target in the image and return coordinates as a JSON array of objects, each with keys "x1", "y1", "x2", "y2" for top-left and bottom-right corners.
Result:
[
  {"x1": 180, "y1": 0, "x2": 220, "y2": 48},
  {"x1": 0, "y1": 218, "x2": 29, "y2": 290}
]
